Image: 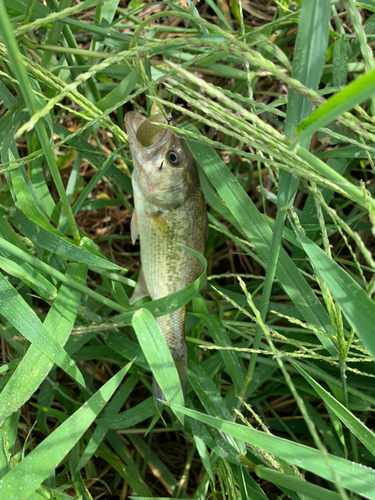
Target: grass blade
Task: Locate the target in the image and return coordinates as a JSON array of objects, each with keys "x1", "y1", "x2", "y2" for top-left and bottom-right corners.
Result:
[
  {"x1": 0, "y1": 263, "x2": 87, "y2": 425},
  {"x1": 0, "y1": 272, "x2": 85, "y2": 388},
  {"x1": 168, "y1": 404, "x2": 375, "y2": 499},
  {"x1": 284, "y1": 0, "x2": 331, "y2": 143},
  {"x1": 293, "y1": 225, "x2": 375, "y2": 360},
  {"x1": 0, "y1": 362, "x2": 131, "y2": 500},
  {"x1": 292, "y1": 68, "x2": 375, "y2": 147},
  {"x1": 0, "y1": 237, "x2": 126, "y2": 313},
  {"x1": 132, "y1": 308, "x2": 185, "y2": 412},
  {"x1": 185, "y1": 128, "x2": 337, "y2": 356},
  {"x1": 9, "y1": 208, "x2": 122, "y2": 270},
  {"x1": 76, "y1": 374, "x2": 139, "y2": 471},
  {"x1": 196, "y1": 313, "x2": 245, "y2": 395},
  {"x1": 254, "y1": 464, "x2": 341, "y2": 500},
  {"x1": 0, "y1": 1, "x2": 80, "y2": 240},
  {"x1": 292, "y1": 360, "x2": 375, "y2": 457},
  {"x1": 0, "y1": 254, "x2": 56, "y2": 300},
  {"x1": 96, "y1": 397, "x2": 155, "y2": 429}
]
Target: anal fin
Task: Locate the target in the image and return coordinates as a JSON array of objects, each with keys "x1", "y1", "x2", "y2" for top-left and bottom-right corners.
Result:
[{"x1": 129, "y1": 268, "x2": 150, "y2": 305}]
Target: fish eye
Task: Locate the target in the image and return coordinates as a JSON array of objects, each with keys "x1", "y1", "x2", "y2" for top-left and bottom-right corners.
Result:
[{"x1": 167, "y1": 150, "x2": 182, "y2": 166}]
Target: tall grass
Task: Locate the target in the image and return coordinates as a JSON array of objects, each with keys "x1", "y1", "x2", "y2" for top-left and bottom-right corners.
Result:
[{"x1": 0, "y1": 0, "x2": 374, "y2": 499}]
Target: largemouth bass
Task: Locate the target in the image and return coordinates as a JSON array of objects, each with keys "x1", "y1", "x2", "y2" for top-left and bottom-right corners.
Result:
[{"x1": 125, "y1": 110, "x2": 207, "y2": 406}]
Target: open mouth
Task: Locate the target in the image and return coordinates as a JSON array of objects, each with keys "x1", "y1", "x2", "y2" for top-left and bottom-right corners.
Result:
[{"x1": 125, "y1": 112, "x2": 171, "y2": 151}]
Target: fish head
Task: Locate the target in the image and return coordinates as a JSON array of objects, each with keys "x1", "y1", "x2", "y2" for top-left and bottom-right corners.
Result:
[{"x1": 125, "y1": 111, "x2": 198, "y2": 210}]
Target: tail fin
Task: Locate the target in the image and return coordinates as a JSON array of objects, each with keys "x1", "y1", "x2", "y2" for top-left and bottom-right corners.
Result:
[{"x1": 153, "y1": 358, "x2": 187, "y2": 408}]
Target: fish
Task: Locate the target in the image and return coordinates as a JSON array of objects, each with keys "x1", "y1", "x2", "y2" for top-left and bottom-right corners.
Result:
[{"x1": 125, "y1": 109, "x2": 207, "y2": 407}]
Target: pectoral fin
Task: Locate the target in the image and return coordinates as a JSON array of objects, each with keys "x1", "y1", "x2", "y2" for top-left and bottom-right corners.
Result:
[
  {"x1": 131, "y1": 208, "x2": 139, "y2": 245},
  {"x1": 129, "y1": 268, "x2": 150, "y2": 305}
]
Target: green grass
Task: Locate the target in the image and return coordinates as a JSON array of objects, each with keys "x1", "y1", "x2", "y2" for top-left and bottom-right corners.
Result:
[{"x1": 0, "y1": 0, "x2": 375, "y2": 498}]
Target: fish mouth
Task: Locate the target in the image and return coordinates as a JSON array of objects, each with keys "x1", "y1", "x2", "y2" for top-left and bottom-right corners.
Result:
[{"x1": 125, "y1": 112, "x2": 172, "y2": 156}]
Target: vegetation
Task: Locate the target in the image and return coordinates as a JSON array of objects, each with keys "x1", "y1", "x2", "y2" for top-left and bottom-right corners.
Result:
[{"x1": 0, "y1": 0, "x2": 375, "y2": 498}]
